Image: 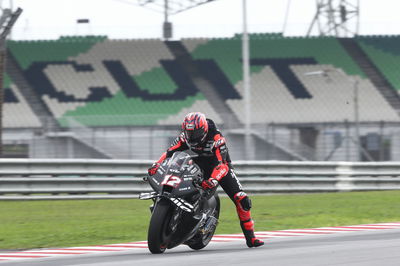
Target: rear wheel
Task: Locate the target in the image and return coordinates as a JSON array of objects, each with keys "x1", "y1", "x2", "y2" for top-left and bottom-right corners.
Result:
[
  {"x1": 147, "y1": 198, "x2": 173, "y2": 254},
  {"x1": 188, "y1": 195, "x2": 220, "y2": 250}
]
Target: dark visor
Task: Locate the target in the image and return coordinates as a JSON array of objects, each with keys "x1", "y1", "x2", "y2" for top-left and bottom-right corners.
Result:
[{"x1": 184, "y1": 129, "x2": 204, "y2": 144}]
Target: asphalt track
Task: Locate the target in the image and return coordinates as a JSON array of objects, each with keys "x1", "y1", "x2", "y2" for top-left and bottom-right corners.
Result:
[{"x1": 2, "y1": 228, "x2": 400, "y2": 266}]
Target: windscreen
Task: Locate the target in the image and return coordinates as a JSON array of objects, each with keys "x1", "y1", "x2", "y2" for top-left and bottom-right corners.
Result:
[{"x1": 165, "y1": 152, "x2": 192, "y2": 174}]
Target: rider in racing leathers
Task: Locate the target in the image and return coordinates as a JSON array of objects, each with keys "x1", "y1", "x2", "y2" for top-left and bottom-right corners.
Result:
[{"x1": 148, "y1": 112, "x2": 264, "y2": 248}]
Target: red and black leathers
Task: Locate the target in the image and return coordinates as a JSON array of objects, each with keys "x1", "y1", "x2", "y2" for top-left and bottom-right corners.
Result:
[
  {"x1": 150, "y1": 118, "x2": 264, "y2": 248},
  {"x1": 147, "y1": 162, "x2": 160, "y2": 176}
]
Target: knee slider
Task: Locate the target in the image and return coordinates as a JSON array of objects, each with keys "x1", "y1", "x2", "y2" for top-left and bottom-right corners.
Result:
[
  {"x1": 241, "y1": 196, "x2": 252, "y2": 211},
  {"x1": 234, "y1": 192, "x2": 252, "y2": 211}
]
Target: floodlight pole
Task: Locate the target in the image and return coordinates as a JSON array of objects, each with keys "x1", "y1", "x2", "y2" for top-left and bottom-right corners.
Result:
[
  {"x1": 163, "y1": 0, "x2": 172, "y2": 40},
  {"x1": 353, "y1": 78, "x2": 361, "y2": 161},
  {"x1": 164, "y1": 0, "x2": 168, "y2": 28},
  {"x1": 242, "y1": 0, "x2": 251, "y2": 160},
  {"x1": 0, "y1": 7, "x2": 22, "y2": 157}
]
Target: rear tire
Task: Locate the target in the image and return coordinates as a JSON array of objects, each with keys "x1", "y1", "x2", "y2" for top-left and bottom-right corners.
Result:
[
  {"x1": 188, "y1": 195, "x2": 220, "y2": 250},
  {"x1": 147, "y1": 198, "x2": 172, "y2": 254}
]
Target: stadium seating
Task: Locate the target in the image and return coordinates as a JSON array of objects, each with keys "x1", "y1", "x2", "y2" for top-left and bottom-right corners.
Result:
[
  {"x1": 5, "y1": 34, "x2": 400, "y2": 128},
  {"x1": 182, "y1": 34, "x2": 399, "y2": 123},
  {"x1": 356, "y1": 35, "x2": 400, "y2": 92},
  {"x1": 7, "y1": 36, "x2": 221, "y2": 127},
  {"x1": 3, "y1": 74, "x2": 41, "y2": 128}
]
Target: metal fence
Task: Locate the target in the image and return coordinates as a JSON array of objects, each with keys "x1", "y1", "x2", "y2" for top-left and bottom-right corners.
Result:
[
  {"x1": 1, "y1": 159, "x2": 400, "y2": 200},
  {"x1": 3, "y1": 119, "x2": 400, "y2": 161}
]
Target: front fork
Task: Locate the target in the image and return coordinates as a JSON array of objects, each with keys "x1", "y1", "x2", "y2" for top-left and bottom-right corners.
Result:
[{"x1": 149, "y1": 200, "x2": 155, "y2": 213}]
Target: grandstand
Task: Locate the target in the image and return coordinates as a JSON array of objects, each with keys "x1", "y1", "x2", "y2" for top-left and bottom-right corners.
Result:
[
  {"x1": 3, "y1": 34, "x2": 400, "y2": 161},
  {"x1": 356, "y1": 36, "x2": 400, "y2": 92},
  {"x1": 6, "y1": 36, "x2": 222, "y2": 127},
  {"x1": 3, "y1": 73, "x2": 41, "y2": 128}
]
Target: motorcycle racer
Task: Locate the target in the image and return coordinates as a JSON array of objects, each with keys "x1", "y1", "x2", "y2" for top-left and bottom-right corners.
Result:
[{"x1": 148, "y1": 112, "x2": 264, "y2": 248}]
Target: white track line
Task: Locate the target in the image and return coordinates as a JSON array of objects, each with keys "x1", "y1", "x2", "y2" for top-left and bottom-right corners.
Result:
[{"x1": 1, "y1": 222, "x2": 400, "y2": 262}]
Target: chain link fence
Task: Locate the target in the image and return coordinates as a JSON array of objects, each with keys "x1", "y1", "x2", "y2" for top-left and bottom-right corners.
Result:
[{"x1": 2, "y1": 117, "x2": 399, "y2": 161}]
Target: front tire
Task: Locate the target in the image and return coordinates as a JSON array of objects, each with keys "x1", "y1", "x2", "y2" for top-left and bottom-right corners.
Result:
[{"x1": 147, "y1": 198, "x2": 172, "y2": 254}]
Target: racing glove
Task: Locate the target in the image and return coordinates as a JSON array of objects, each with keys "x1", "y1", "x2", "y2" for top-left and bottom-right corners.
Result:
[
  {"x1": 147, "y1": 162, "x2": 160, "y2": 176},
  {"x1": 201, "y1": 178, "x2": 219, "y2": 190}
]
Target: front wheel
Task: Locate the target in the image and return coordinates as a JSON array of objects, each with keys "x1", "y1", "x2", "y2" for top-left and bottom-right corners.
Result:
[
  {"x1": 188, "y1": 195, "x2": 220, "y2": 250},
  {"x1": 147, "y1": 198, "x2": 172, "y2": 254}
]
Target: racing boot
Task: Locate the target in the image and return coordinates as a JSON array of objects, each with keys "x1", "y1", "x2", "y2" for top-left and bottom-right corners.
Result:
[
  {"x1": 234, "y1": 192, "x2": 265, "y2": 248},
  {"x1": 240, "y1": 219, "x2": 264, "y2": 248}
]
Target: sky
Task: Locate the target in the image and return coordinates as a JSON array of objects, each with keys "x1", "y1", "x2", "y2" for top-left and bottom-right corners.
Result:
[{"x1": 7, "y1": 0, "x2": 400, "y2": 40}]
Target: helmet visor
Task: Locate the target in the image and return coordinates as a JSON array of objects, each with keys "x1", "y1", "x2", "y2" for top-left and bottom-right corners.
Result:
[{"x1": 184, "y1": 129, "x2": 205, "y2": 146}]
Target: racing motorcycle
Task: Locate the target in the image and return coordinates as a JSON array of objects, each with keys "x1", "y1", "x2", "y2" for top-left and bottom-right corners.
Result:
[{"x1": 139, "y1": 151, "x2": 220, "y2": 254}]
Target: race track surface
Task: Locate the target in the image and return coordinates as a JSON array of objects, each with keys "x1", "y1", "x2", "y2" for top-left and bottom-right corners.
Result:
[{"x1": 2, "y1": 224, "x2": 400, "y2": 266}]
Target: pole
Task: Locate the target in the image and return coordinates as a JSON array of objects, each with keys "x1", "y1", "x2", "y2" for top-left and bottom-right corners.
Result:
[
  {"x1": 353, "y1": 79, "x2": 360, "y2": 161},
  {"x1": 345, "y1": 119, "x2": 349, "y2": 161},
  {"x1": 282, "y1": 0, "x2": 291, "y2": 34},
  {"x1": 242, "y1": 0, "x2": 251, "y2": 160},
  {"x1": 0, "y1": 48, "x2": 4, "y2": 157},
  {"x1": 163, "y1": 0, "x2": 172, "y2": 40},
  {"x1": 356, "y1": 0, "x2": 360, "y2": 36},
  {"x1": 379, "y1": 120, "x2": 384, "y2": 161},
  {"x1": 0, "y1": 7, "x2": 22, "y2": 157},
  {"x1": 164, "y1": 0, "x2": 168, "y2": 25}
]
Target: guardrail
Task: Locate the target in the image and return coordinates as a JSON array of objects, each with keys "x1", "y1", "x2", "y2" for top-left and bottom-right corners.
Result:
[{"x1": 0, "y1": 159, "x2": 400, "y2": 200}]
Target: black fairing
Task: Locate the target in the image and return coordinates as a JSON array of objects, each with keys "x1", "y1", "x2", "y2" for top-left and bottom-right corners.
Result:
[
  {"x1": 147, "y1": 151, "x2": 219, "y2": 250},
  {"x1": 148, "y1": 152, "x2": 203, "y2": 197}
]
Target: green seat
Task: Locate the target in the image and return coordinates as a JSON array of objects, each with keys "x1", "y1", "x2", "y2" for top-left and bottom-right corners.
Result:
[
  {"x1": 187, "y1": 34, "x2": 365, "y2": 85},
  {"x1": 357, "y1": 36, "x2": 400, "y2": 91}
]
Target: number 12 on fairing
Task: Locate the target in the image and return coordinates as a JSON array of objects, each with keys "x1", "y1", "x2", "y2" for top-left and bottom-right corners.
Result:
[{"x1": 161, "y1": 174, "x2": 182, "y2": 188}]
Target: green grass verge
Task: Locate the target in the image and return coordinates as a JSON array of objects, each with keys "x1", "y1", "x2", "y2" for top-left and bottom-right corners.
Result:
[{"x1": 1, "y1": 191, "x2": 400, "y2": 250}]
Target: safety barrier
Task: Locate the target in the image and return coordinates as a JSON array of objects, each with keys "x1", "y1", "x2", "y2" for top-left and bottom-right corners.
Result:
[{"x1": 0, "y1": 159, "x2": 400, "y2": 200}]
